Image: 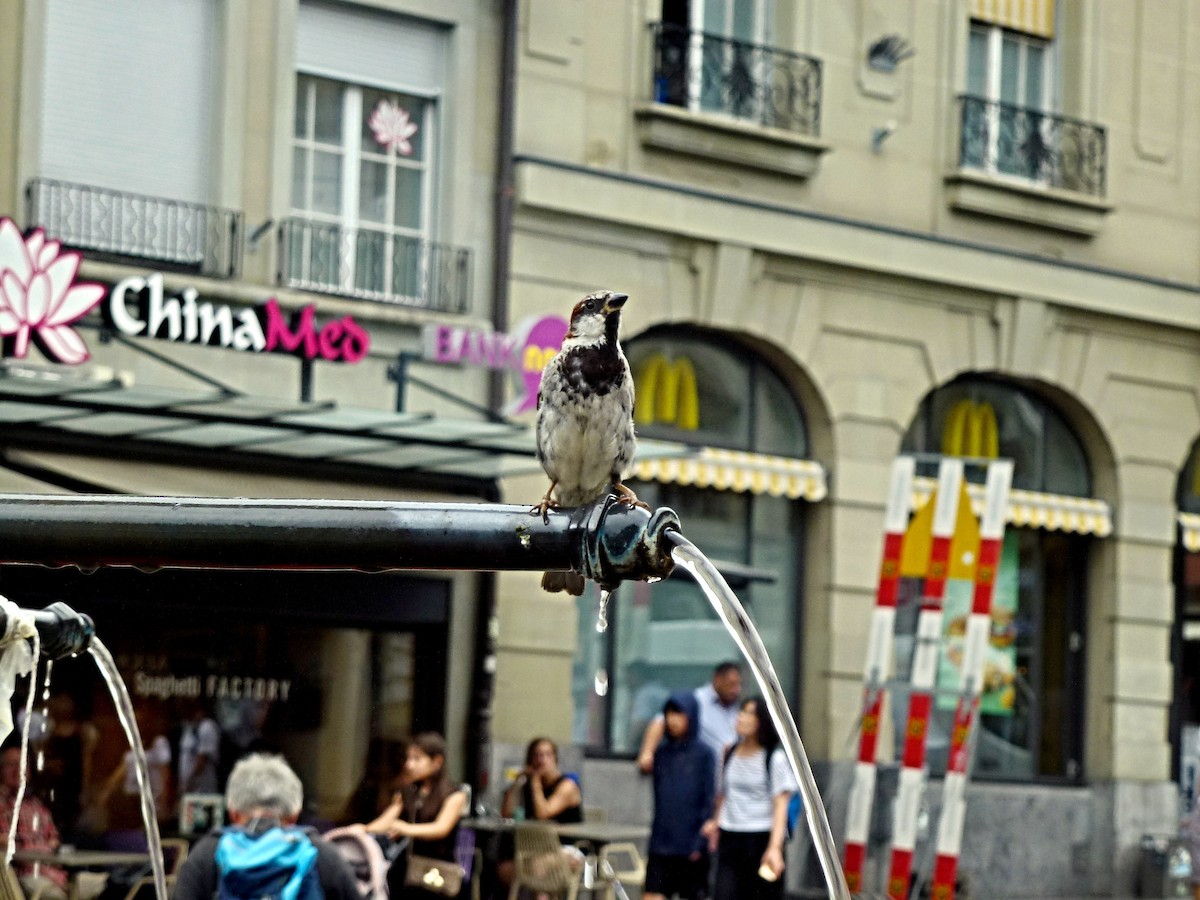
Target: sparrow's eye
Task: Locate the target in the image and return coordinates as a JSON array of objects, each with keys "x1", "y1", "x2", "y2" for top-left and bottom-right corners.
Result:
[{"x1": 584, "y1": 298, "x2": 597, "y2": 311}]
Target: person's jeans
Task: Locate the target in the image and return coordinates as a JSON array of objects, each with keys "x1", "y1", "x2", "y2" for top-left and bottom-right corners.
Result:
[{"x1": 713, "y1": 830, "x2": 783, "y2": 900}]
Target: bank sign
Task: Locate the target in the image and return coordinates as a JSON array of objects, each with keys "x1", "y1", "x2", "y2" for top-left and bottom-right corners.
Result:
[
  {"x1": 0, "y1": 217, "x2": 369, "y2": 365},
  {"x1": 423, "y1": 315, "x2": 567, "y2": 415}
]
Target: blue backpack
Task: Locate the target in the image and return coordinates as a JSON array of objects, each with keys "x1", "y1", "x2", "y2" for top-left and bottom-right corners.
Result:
[
  {"x1": 216, "y1": 825, "x2": 323, "y2": 900},
  {"x1": 722, "y1": 744, "x2": 803, "y2": 840}
]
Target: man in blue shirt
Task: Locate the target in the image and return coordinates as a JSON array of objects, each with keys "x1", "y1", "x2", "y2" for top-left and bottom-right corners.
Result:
[{"x1": 637, "y1": 662, "x2": 742, "y2": 773}]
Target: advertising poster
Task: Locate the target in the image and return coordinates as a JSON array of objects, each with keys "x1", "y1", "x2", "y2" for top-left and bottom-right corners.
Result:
[{"x1": 936, "y1": 531, "x2": 1019, "y2": 714}]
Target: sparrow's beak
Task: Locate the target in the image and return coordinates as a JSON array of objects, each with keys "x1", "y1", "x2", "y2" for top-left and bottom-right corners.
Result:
[{"x1": 604, "y1": 293, "x2": 629, "y2": 313}]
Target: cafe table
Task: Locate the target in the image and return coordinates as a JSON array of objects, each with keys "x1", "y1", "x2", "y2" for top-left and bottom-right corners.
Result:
[
  {"x1": 12, "y1": 849, "x2": 151, "y2": 900},
  {"x1": 462, "y1": 817, "x2": 648, "y2": 849}
]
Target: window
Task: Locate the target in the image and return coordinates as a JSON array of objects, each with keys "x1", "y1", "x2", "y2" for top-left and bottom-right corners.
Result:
[
  {"x1": 900, "y1": 377, "x2": 1090, "y2": 781},
  {"x1": 289, "y1": 75, "x2": 434, "y2": 301},
  {"x1": 965, "y1": 20, "x2": 1055, "y2": 181},
  {"x1": 284, "y1": 2, "x2": 463, "y2": 308},
  {"x1": 572, "y1": 330, "x2": 808, "y2": 753},
  {"x1": 30, "y1": 0, "x2": 238, "y2": 274},
  {"x1": 652, "y1": 0, "x2": 819, "y2": 137}
]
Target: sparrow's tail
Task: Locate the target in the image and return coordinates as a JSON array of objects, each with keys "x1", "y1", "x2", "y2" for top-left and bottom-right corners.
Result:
[{"x1": 542, "y1": 570, "x2": 585, "y2": 596}]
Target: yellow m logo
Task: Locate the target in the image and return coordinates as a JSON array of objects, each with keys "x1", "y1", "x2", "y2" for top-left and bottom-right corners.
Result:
[
  {"x1": 634, "y1": 354, "x2": 700, "y2": 430},
  {"x1": 941, "y1": 400, "x2": 999, "y2": 458}
]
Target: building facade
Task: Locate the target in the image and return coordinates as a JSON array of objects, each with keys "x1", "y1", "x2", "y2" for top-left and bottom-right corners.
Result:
[
  {"x1": 0, "y1": 0, "x2": 511, "y2": 832},
  {"x1": 491, "y1": 1, "x2": 1200, "y2": 896},
  {"x1": 4, "y1": 0, "x2": 1200, "y2": 896}
]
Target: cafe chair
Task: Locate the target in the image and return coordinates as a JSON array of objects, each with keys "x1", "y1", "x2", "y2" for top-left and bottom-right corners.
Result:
[
  {"x1": 595, "y1": 842, "x2": 645, "y2": 900},
  {"x1": 509, "y1": 823, "x2": 580, "y2": 900},
  {"x1": 119, "y1": 838, "x2": 190, "y2": 900},
  {"x1": 0, "y1": 867, "x2": 48, "y2": 900}
]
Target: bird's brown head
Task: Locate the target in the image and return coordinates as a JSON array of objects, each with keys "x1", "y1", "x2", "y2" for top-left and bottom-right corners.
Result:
[{"x1": 566, "y1": 290, "x2": 629, "y2": 344}]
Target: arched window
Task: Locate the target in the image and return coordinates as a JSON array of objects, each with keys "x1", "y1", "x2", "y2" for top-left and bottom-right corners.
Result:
[
  {"x1": 571, "y1": 328, "x2": 812, "y2": 754},
  {"x1": 1172, "y1": 441, "x2": 1200, "y2": 787},
  {"x1": 901, "y1": 376, "x2": 1092, "y2": 781}
]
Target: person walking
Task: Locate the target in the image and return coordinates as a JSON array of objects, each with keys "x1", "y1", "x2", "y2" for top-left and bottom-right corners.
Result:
[
  {"x1": 638, "y1": 662, "x2": 742, "y2": 772},
  {"x1": 702, "y1": 696, "x2": 797, "y2": 900},
  {"x1": 644, "y1": 691, "x2": 716, "y2": 900}
]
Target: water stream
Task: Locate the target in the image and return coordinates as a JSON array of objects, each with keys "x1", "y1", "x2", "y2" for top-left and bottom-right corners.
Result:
[
  {"x1": 666, "y1": 532, "x2": 852, "y2": 900},
  {"x1": 88, "y1": 638, "x2": 168, "y2": 900}
]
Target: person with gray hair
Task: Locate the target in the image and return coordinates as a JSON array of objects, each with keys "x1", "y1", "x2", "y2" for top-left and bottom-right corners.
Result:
[{"x1": 173, "y1": 754, "x2": 360, "y2": 900}]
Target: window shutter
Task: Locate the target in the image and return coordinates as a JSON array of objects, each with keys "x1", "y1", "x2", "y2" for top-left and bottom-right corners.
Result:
[
  {"x1": 296, "y1": 1, "x2": 447, "y2": 96},
  {"x1": 38, "y1": 0, "x2": 218, "y2": 203},
  {"x1": 970, "y1": 0, "x2": 1055, "y2": 39}
]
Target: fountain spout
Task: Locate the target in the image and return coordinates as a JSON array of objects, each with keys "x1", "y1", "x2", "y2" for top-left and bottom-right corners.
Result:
[
  {"x1": 570, "y1": 496, "x2": 679, "y2": 589},
  {"x1": 3, "y1": 601, "x2": 94, "y2": 659}
]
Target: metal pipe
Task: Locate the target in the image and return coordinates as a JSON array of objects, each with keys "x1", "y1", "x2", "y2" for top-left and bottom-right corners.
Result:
[
  {"x1": 0, "y1": 601, "x2": 95, "y2": 660},
  {"x1": 0, "y1": 493, "x2": 680, "y2": 587}
]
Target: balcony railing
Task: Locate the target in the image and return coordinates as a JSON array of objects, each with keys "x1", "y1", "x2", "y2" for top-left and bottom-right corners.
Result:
[
  {"x1": 957, "y1": 95, "x2": 1107, "y2": 198},
  {"x1": 650, "y1": 22, "x2": 821, "y2": 137},
  {"x1": 26, "y1": 178, "x2": 243, "y2": 278},
  {"x1": 279, "y1": 218, "x2": 470, "y2": 314}
]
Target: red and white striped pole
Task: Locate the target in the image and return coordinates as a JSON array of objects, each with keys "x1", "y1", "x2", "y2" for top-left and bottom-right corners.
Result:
[
  {"x1": 930, "y1": 460, "x2": 1013, "y2": 900},
  {"x1": 843, "y1": 457, "x2": 916, "y2": 893},
  {"x1": 885, "y1": 458, "x2": 964, "y2": 900}
]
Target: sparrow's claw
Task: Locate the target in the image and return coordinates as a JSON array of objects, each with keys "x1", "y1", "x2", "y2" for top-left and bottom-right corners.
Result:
[
  {"x1": 613, "y1": 482, "x2": 650, "y2": 510},
  {"x1": 531, "y1": 483, "x2": 560, "y2": 524}
]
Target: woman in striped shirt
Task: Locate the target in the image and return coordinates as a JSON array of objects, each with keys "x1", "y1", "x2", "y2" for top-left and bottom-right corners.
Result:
[{"x1": 701, "y1": 696, "x2": 798, "y2": 899}]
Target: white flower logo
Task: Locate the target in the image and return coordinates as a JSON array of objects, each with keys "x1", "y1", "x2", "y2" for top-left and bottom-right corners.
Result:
[
  {"x1": 368, "y1": 99, "x2": 419, "y2": 156},
  {"x1": 0, "y1": 218, "x2": 104, "y2": 365}
]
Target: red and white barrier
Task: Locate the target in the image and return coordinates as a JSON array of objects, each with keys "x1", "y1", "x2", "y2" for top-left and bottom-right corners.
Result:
[
  {"x1": 885, "y1": 459, "x2": 964, "y2": 900},
  {"x1": 930, "y1": 460, "x2": 1012, "y2": 900},
  {"x1": 843, "y1": 457, "x2": 916, "y2": 893}
]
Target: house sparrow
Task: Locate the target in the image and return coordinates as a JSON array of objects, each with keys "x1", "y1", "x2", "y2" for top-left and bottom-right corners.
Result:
[{"x1": 533, "y1": 290, "x2": 645, "y2": 594}]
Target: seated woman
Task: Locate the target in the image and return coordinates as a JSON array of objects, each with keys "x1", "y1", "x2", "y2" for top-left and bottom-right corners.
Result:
[
  {"x1": 354, "y1": 732, "x2": 467, "y2": 899},
  {"x1": 496, "y1": 737, "x2": 584, "y2": 888}
]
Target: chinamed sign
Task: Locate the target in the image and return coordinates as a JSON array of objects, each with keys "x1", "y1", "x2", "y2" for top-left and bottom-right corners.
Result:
[{"x1": 0, "y1": 217, "x2": 370, "y2": 366}]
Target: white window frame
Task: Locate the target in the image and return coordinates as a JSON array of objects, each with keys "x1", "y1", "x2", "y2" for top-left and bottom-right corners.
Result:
[
  {"x1": 967, "y1": 21, "x2": 1057, "y2": 185},
  {"x1": 686, "y1": 0, "x2": 773, "y2": 117},
  {"x1": 291, "y1": 73, "x2": 437, "y2": 303}
]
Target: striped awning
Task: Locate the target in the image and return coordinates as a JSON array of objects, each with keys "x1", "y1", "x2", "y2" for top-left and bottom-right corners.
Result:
[
  {"x1": 630, "y1": 448, "x2": 827, "y2": 501},
  {"x1": 913, "y1": 477, "x2": 1111, "y2": 536},
  {"x1": 1180, "y1": 512, "x2": 1200, "y2": 552},
  {"x1": 970, "y1": 0, "x2": 1055, "y2": 39}
]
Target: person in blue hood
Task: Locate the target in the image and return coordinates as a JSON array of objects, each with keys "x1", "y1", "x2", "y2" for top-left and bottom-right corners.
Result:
[{"x1": 644, "y1": 690, "x2": 716, "y2": 900}]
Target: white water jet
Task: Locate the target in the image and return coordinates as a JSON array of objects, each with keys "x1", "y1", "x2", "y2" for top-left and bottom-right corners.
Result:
[
  {"x1": 88, "y1": 638, "x2": 168, "y2": 900},
  {"x1": 667, "y1": 532, "x2": 851, "y2": 900}
]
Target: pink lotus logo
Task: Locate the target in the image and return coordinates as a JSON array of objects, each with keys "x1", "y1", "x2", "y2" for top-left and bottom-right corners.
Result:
[{"x1": 0, "y1": 217, "x2": 103, "y2": 365}]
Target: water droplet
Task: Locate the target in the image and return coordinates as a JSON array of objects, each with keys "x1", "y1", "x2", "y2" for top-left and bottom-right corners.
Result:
[
  {"x1": 593, "y1": 669, "x2": 609, "y2": 696},
  {"x1": 595, "y1": 589, "x2": 611, "y2": 633}
]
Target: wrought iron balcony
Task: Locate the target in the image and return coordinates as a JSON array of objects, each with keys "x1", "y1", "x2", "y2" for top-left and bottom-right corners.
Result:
[
  {"x1": 278, "y1": 218, "x2": 470, "y2": 314},
  {"x1": 649, "y1": 22, "x2": 821, "y2": 137},
  {"x1": 957, "y1": 95, "x2": 1107, "y2": 198},
  {"x1": 26, "y1": 178, "x2": 243, "y2": 277}
]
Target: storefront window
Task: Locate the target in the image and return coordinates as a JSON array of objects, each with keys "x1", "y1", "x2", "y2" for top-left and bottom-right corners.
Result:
[
  {"x1": 1173, "y1": 441, "x2": 1200, "y2": 794},
  {"x1": 0, "y1": 565, "x2": 452, "y2": 840},
  {"x1": 573, "y1": 330, "x2": 808, "y2": 753},
  {"x1": 900, "y1": 377, "x2": 1090, "y2": 781}
]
